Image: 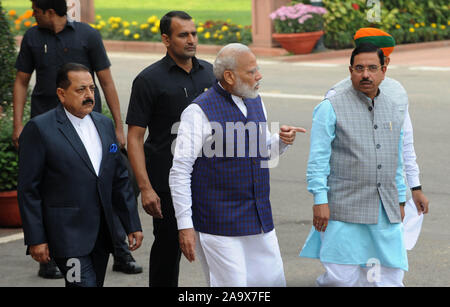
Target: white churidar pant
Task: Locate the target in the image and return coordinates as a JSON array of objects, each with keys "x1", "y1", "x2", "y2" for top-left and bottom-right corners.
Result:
[
  {"x1": 317, "y1": 262, "x2": 405, "y2": 287},
  {"x1": 195, "y1": 230, "x2": 286, "y2": 287}
]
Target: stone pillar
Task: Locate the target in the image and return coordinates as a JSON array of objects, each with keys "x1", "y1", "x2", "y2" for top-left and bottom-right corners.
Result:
[
  {"x1": 251, "y1": 0, "x2": 290, "y2": 48},
  {"x1": 80, "y1": 0, "x2": 95, "y2": 23},
  {"x1": 310, "y1": 0, "x2": 326, "y2": 51},
  {"x1": 66, "y1": 0, "x2": 95, "y2": 23}
]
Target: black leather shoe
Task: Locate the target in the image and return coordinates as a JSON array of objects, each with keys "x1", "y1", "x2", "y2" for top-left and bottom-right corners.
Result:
[
  {"x1": 113, "y1": 254, "x2": 143, "y2": 274},
  {"x1": 38, "y1": 260, "x2": 64, "y2": 279}
]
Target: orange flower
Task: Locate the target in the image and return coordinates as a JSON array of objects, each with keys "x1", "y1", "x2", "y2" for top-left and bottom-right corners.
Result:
[
  {"x1": 23, "y1": 10, "x2": 33, "y2": 19},
  {"x1": 24, "y1": 21, "x2": 32, "y2": 27},
  {"x1": 8, "y1": 10, "x2": 17, "y2": 17},
  {"x1": 14, "y1": 19, "x2": 21, "y2": 25}
]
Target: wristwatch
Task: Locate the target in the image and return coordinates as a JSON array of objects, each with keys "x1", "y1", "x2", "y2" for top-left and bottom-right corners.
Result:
[
  {"x1": 399, "y1": 202, "x2": 406, "y2": 207},
  {"x1": 411, "y1": 185, "x2": 422, "y2": 191}
]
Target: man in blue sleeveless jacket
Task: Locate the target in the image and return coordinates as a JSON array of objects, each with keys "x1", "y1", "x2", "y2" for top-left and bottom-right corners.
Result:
[{"x1": 169, "y1": 43, "x2": 306, "y2": 286}]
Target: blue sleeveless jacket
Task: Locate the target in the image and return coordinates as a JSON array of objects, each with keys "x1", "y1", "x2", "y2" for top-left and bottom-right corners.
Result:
[{"x1": 191, "y1": 83, "x2": 274, "y2": 236}]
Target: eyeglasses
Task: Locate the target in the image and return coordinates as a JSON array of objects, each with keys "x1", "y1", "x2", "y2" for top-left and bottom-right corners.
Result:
[{"x1": 351, "y1": 65, "x2": 384, "y2": 73}]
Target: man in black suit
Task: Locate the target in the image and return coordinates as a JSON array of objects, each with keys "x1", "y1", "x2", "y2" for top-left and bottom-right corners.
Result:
[{"x1": 17, "y1": 63, "x2": 143, "y2": 287}]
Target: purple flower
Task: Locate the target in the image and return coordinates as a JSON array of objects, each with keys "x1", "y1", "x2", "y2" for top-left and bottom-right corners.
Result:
[{"x1": 269, "y1": 3, "x2": 327, "y2": 27}]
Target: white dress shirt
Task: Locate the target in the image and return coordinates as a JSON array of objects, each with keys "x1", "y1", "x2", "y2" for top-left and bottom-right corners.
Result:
[
  {"x1": 169, "y1": 88, "x2": 289, "y2": 231},
  {"x1": 65, "y1": 108, "x2": 103, "y2": 176}
]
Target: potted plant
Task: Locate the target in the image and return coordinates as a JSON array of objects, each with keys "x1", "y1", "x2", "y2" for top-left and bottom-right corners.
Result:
[
  {"x1": 270, "y1": 2, "x2": 327, "y2": 54},
  {"x1": 0, "y1": 1, "x2": 25, "y2": 227},
  {"x1": 0, "y1": 105, "x2": 24, "y2": 228}
]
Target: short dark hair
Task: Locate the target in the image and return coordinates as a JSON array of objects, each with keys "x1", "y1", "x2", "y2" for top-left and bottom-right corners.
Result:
[
  {"x1": 56, "y1": 63, "x2": 90, "y2": 89},
  {"x1": 160, "y1": 11, "x2": 192, "y2": 36},
  {"x1": 31, "y1": 0, "x2": 67, "y2": 17},
  {"x1": 350, "y1": 42, "x2": 385, "y2": 66}
]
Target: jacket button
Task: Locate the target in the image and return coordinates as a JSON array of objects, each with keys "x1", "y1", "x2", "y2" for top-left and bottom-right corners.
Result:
[
  {"x1": 378, "y1": 165, "x2": 382, "y2": 169},
  {"x1": 368, "y1": 106, "x2": 373, "y2": 111},
  {"x1": 376, "y1": 144, "x2": 381, "y2": 149},
  {"x1": 377, "y1": 183, "x2": 381, "y2": 187},
  {"x1": 374, "y1": 125, "x2": 378, "y2": 129}
]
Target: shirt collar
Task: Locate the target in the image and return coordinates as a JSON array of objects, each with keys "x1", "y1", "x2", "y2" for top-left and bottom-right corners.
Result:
[
  {"x1": 64, "y1": 107, "x2": 90, "y2": 127},
  {"x1": 162, "y1": 53, "x2": 202, "y2": 72},
  {"x1": 65, "y1": 20, "x2": 76, "y2": 30},
  {"x1": 37, "y1": 19, "x2": 75, "y2": 34},
  {"x1": 217, "y1": 81, "x2": 244, "y2": 105},
  {"x1": 213, "y1": 81, "x2": 233, "y2": 101}
]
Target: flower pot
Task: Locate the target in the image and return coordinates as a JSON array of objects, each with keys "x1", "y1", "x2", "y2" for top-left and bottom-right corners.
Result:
[
  {"x1": 0, "y1": 190, "x2": 22, "y2": 228},
  {"x1": 272, "y1": 30, "x2": 324, "y2": 54}
]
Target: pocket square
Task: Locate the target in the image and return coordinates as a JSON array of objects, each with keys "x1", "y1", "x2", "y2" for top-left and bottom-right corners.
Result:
[{"x1": 109, "y1": 143, "x2": 118, "y2": 153}]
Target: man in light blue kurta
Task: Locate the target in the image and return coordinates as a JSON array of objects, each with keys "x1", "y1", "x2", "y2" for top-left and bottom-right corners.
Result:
[
  {"x1": 326, "y1": 28, "x2": 429, "y2": 245},
  {"x1": 299, "y1": 43, "x2": 408, "y2": 287}
]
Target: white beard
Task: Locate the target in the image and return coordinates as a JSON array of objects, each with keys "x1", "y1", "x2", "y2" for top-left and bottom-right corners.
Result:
[{"x1": 233, "y1": 77, "x2": 259, "y2": 99}]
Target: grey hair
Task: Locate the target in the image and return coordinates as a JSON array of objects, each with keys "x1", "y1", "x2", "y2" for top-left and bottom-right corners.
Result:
[{"x1": 213, "y1": 43, "x2": 251, "y2": 81}]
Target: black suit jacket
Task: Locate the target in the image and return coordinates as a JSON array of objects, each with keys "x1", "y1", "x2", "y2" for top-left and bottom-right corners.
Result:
[{"x1": 18, "y1": 104, "x2": 142, "y2": 258}]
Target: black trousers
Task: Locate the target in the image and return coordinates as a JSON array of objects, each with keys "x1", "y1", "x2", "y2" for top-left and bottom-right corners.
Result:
[
  {"x1": 149, "y1": 192, "x2": 182, "y2": 287},
  {"x1": 54, "y1": 212, "x2": 113, "y2": 287},
  {"x1": 113, "y1": 149, "x2": 140, "y2": 260},
  {"x1": 112, "y1": 211, "x2": 132, "y2": 259}
]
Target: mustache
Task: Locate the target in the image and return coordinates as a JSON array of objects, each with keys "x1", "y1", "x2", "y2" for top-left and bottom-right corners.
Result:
[
  {"x1": 82, "y1": 98, "x2": 94, "y2": 105},
  {"x1": 360, "y1": 78, "x2": 372, "y2": 84}
]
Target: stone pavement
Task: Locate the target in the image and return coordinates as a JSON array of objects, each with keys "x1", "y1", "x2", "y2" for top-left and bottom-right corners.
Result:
[{"x1": 1, "y1": 41, "x2": 449, "y2": 287}]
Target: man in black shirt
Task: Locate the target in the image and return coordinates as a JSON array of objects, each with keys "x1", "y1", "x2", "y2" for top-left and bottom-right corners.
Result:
[
  {"x1": 13, "y1": 0, "x2": 125, "y2": 146},
  {"x1": 126, "y1": 11, "x2": 215, "y2": 287},
  {"x1": 13, "y1": 0, "x2": 142, "y2": 279}
]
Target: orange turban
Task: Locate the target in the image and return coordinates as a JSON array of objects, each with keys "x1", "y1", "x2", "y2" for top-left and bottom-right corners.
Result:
[{"x1": 354, "y1": 28, "x2": 396, "y2": 57}]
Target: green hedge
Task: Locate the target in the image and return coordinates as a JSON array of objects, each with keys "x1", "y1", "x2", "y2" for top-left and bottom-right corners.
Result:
[
  {"x1": 322, "y1": 0, "x2": 449, "y2": 49},
  {"x1": 4, "y1": 1, "x2": 450, "y2": 50},
  {"x1": 293, "y1": 0, "x2": 449, "y2": 49},
  {"x1": 6, "y1": 11, "x2": 252, "y2": 46},
  {"x1": 0, "y1": 1, "x2": 18, "y2": 191},
  {"x1": 0, "y1": 1, "x2": 16, "y2": 108}
]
